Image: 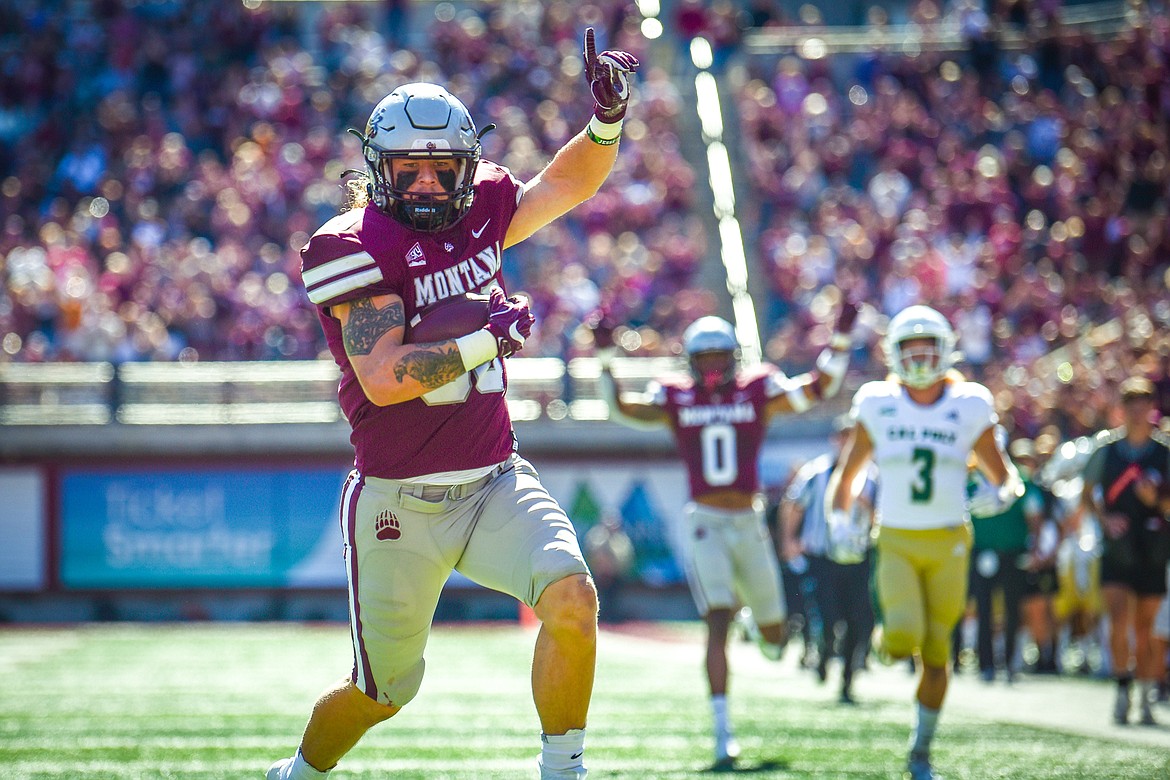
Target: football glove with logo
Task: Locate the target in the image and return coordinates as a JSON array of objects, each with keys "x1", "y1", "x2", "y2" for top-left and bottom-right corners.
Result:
[
  {"x1": 583, "y1": 27, "x2": 640, "y2": 124},
  {"x1": 485, "y1": 287, "x2": 534, "y2": 358}
]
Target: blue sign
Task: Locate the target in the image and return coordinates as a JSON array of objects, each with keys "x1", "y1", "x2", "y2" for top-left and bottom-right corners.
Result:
[{"x1": 60, "y1": 467, "x2": 350, "y2": 589}]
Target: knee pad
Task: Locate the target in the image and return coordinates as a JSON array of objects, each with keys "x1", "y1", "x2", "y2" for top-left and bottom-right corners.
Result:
[
  {"x1": 882, "y1": 627, "x2": 919, "y2": 660},
  {"x1": 379, "y1": 658, "x2": 426, "y2": 708}
]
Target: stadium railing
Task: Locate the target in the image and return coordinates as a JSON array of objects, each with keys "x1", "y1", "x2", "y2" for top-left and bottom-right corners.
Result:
[
  {"x1": 742, "y1": 0, "x2": 1134, "y2": 56},
  {"x1": 0, "y1": 357, "x2": 849, "y2": 428}
]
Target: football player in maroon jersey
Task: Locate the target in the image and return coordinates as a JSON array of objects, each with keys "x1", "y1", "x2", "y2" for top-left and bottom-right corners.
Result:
[
  {"x1": 268, "y1": 29, "x2": 638, "y2": 780},
  {"x1": 598, "y1": 304, "x2": 857, "y2": 769}
]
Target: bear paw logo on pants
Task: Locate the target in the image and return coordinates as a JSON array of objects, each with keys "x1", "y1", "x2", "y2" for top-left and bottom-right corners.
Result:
[{"x1": 375, "y1": 510, "x2": 401, "y2": 541}]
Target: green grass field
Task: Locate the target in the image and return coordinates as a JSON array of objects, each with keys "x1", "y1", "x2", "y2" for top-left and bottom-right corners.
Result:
[{"x1": 1, "y1": 621, "x2": 1167, "y2": 779}]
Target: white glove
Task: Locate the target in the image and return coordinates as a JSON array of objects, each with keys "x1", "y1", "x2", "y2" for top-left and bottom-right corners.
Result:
[
  {"x1": 826, "y1": 509, "x2": 868, "y2": 565},
  {"x1": 967, "y1": 468, "x2": 1025, "y2": 519}
]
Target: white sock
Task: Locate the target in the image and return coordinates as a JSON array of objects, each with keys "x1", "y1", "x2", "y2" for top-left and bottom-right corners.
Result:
[
  {"x1": 711, "y1": 694, "x2": 731, "y2": 735},
  {"x1": 540, "y1": 729, "x2": 586, "y2": 772},
  {"x1": 1140, "y1": 680, "x2": 1156, "y2": 707},
  {"x1": 909, "y1": 703, "x2": 939, "y2": 757},
  {"x1": 285, "y1": 750, "x2": 329, "y2": 779}
]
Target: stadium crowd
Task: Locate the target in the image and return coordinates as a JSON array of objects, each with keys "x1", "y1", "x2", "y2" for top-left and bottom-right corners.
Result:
[
  {"x1": 0, "y1": 0, "x2": 710, "y2": 365},
  {"x1": 735, "y1": 0, "x2": 1170, "y2": 440}
]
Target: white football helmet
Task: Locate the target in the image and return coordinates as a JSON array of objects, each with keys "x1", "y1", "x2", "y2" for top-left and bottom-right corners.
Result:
[
  {"x1": 356, "y1": 83, "x2": 485, "y2": 231},
  {"x1": 683, "y1": 316, "x2": 738, "y2": 390},
  {"x1": 883, "y1": 305, "x2": 957, "y2": 389}
]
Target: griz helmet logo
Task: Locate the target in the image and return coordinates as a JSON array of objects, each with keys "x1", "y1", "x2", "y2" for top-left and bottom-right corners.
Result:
[{"x1": 375, "y1": 510, "x2": 401, "y2": 541}]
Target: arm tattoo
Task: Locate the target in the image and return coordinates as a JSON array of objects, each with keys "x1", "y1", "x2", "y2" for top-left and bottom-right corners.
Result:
[
  {"x1": 394, "y1": 345, "x2": 466, "y2": 390},
  {"x1": 342, "y1": 298, "x2": 404, "y2": 356}
]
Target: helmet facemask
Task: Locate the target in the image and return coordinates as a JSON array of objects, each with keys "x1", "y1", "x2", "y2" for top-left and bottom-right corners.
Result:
[
  {"x1": 691, "y1": 350, "x2": 737, "y2": 391},
  {"x1": 683, "y1": 316, "x2": 740, "y2": 391},
  {"x1": 882, "y1": 305, "x2": 957, "y2": 389},
  {"x1": 371, "y1": 149, "x2": 477, "y2": 231},
  {"x1": 892, "y1": 336, "x2": 946, "y2": 389}
]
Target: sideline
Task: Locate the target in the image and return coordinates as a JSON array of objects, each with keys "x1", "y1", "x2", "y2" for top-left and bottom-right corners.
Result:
[{"x1": 601, "y1": 621, "x2": 1170, "y2": 749}]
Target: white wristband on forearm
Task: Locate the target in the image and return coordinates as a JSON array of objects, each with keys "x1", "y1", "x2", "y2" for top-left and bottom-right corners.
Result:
[
  {"x1": 455, "y1": 329, "x2": 498, "y2": 372},
  {"x1": 785, "y1": 383, "x2": 812, "y2": 413},
  {"x1": 816, "y1": 347, "x2": 850, "y2": 397},
  {"x1": 586, "y1": 115, "x2": 623, "y2": 145}
]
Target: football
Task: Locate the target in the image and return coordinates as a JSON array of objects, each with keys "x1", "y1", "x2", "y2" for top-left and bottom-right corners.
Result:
[{"x1": 406, "y1": 292, "x2": 490, "y2": 343}]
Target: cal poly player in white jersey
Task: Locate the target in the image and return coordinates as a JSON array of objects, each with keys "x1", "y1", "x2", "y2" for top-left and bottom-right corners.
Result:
[{"x1": 826, "y1": 305, "x2": 1023, "y2": 780}]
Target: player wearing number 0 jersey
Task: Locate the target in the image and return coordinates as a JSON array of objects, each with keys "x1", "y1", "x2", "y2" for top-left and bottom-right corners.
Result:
[
  {"x1": 272, "y1": 33, "x2": 641, "y2": 780},
  {"x1": 599, "y1": 306, "x2": 857, "y2": 770},
  {"x1": 826, "y1": 304, "x2": 1021, "y2": 780}
]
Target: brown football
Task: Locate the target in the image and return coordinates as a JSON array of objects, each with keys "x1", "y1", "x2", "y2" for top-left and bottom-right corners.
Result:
[{"x1": 406, "y1": 292, "x2": 490, "y2": 343}]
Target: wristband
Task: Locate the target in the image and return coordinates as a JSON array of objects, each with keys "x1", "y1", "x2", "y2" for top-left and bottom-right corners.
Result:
[
  {"x1": 455, "y1": 329, "x2": 498, "y2": 372},
  {"x1": 785, "y1": 383, "x2": 812, "y2": 413},
  {"x1": 816, "y1": 347, "x2": 850, "y2": 397},
  {"x1": 999, "y1": 464, "x2": 1025, "y2": 503},
  {"x1": 586, "y1": 115, "x2": 623, "y2": 146}
]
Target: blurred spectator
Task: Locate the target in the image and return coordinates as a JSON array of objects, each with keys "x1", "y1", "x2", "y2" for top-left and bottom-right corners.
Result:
[{"x1": 583, "y1": 513, "x2": 635, "y2": 624}]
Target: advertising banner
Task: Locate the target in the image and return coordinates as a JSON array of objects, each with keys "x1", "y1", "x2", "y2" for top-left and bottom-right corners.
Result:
[
  {"x1": 0, "y1": 467, "x2": 47, "y2": 590},
  {"x1": 60, "y1": 466, "x2": 348, "y2": 589},
  {"x1": 56, "y1": 453, "x2": 823, "y2": 591}
]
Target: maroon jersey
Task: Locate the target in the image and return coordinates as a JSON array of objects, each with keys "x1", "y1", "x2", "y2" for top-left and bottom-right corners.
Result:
[
  {"x1": 300, "y1": 162, "x2": 523, "y2": 479},
  {"x1": 650, "y1": 366, "x2": 784, "y2": 499}
]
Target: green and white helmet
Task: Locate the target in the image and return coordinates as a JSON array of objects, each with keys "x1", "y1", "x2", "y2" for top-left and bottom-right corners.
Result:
[
  {"x1": 882, "y1": 304, "x2": 957, "y2": 388},
  {"x1": 358, "y1": 83, "x2": 483, "y2": 231}
]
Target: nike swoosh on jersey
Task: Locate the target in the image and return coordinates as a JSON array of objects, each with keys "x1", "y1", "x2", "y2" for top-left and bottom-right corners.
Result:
[{"x1": 471, "y1": 219, "x2": 491, "y2": 238}]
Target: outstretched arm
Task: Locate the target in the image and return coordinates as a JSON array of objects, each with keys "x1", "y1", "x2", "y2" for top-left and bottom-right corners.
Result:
[
  {"x1": 505, "y1": 28, "x2": 639, "y2": 248},
  {"x1": 762, "y1": 299, "x2": 859, "y2": 419},
  {"x1": 598, "y1": 352, "x2": 670, "y2": 429}
]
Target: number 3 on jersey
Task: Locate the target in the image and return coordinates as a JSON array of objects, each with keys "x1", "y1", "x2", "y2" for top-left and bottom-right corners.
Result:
[
  {"x1": 910, "y1": 446, "x2": 935, "y2": 502},
  {"x1": 700, "y1": 423, "x2": 738, "y2": 487},
  {"x1": 421, "y1": 357, "x2": 504, "y2": 405}
]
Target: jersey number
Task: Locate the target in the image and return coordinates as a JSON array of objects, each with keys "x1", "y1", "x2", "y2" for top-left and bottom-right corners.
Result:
[
  {"x1": 700, "y1": 423, "x2": 738, "y2": 487},
  {"x1": 910, "y1": 446, "x2": 935, "y2": 503},
  {"x1": 421, "y1": 358, "x2": 505, "y2": 405}
]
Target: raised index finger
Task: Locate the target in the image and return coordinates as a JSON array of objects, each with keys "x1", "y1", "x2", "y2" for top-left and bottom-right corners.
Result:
[{"x1": 583, "y1": 27, "x2": 597, "y2": 71}]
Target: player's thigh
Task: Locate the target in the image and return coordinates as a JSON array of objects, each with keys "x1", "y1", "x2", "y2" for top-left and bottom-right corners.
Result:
[
  {"x1": 455, "y1": 457, "x2": 588, "y2": 608},
  {"x1": 347, "y1": 476, "x2": 463, "y2": 704},
  {"x1": 732, "y1": 509, "x2": 785, "y2": 625},
  {"x1": 920, "y1": 525, "x2": 972, "y2": 666},
  {"x1": 684, "y1": 504, "x2": 737, "y2": 614},
  {"x1": 874, "y1": 528, "x2": 926, "y2": 643}
]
